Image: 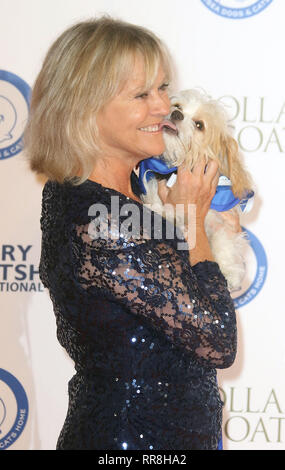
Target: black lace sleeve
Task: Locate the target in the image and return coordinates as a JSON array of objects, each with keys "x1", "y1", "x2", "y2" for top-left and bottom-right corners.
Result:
[{"x1": 70, "y1": 221, "x2": 237, "y2": 370}]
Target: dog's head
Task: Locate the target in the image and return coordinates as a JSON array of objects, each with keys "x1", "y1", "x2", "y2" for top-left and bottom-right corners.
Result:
[{"x1": 161, "y1": 89, "x2": 252, "y2": 198}]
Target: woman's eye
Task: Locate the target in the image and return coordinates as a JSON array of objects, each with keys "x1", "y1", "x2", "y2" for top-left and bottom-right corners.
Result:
[
  {"x1": 135, "y1": 83, "x2": 169, "y2": 99},
  {"x1": 195, "y1": 120, "x2": 205, "y2": 131},
  {"x1": 135, "y1": 92, "x2": 148, "y2": 99},
  {"x1": 159, "y1": 83, "x2": 169, "y2": 92}
]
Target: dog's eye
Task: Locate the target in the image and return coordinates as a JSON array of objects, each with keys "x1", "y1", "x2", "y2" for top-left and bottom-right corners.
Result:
[
  {"x1": 173, "y1": 103, "x2": 182, "y2": 110},
  {"x1": 195, "y1": 120, "x2": 205, "y2": 131}
]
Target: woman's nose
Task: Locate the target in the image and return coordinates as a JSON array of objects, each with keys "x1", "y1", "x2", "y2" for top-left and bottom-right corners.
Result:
[{"x1": 150, "y1": 93, "x2": 170, "y2": 116}]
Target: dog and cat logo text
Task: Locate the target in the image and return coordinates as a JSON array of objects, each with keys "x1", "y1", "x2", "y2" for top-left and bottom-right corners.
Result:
[
  {"x1": 201, "y1": 0, "x2": 273, "y2": 19},
  {"x1": 0, "y1": 369, "x2": 29, "y2": 450},
  {"x1": 0, "y1": 70, "x2": 30, "y2": 160}
]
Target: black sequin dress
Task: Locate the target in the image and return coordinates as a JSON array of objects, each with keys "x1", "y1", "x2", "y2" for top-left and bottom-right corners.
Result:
[{"x1": 39, "y1": 172, "x2": 237, "y2": 450}]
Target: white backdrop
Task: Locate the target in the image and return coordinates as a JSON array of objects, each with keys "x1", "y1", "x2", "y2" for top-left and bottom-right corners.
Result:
[{"x1": 1, "y1": 0, "x2": 284, "y2": 450}]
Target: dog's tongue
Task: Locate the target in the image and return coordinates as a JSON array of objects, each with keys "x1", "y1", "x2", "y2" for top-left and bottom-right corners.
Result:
[{"x1": 159, "y1": 120, "x2": 178, "y2": 133}]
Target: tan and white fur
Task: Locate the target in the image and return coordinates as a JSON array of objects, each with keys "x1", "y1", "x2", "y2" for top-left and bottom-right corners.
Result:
[{"x1": 141, "y1": 89, "x2": 253, "y2": 291}]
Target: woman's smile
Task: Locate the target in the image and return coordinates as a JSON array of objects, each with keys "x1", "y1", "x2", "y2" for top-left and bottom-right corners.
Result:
[{"x1": 138, "y1": 123, "x2": 161, "y2": 132}]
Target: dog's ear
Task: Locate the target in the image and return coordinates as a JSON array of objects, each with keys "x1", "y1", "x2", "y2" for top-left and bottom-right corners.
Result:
[{"x1": 220, "y1": 135, "x2": 252, "y2": 197}]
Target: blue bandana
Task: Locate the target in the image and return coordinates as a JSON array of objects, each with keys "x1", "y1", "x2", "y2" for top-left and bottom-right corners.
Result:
[
  {"x1": 138, "y1": 157, "x2": 178, "y2": 195},
  {"x1": 138, "y1": 157, "x2": 254, "y2": 213}
]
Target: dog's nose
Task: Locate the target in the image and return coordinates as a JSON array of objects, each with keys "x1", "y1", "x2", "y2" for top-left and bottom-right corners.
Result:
[{"x1": 170, "y1": 109, "x2": 184, "y2": 121}]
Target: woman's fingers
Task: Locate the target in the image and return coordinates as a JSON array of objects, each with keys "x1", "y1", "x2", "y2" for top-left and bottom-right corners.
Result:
[
  {"x1": 157, "y1": 179, "x2": 170, "y2": 204},
  {"x1": 211, "y1": 167, "x2": 220, "y2": 189},
  {"x1": 176, "y1": 163, "x2": 189, "y2": 181},
  {"x1": 178, "y1": 157, "x2": 219, "y2": 179},
  {"x1": 176, "y1": 157, "x2": 206, "y2": 185},
  {"x1": 204, "y1": 160, "x2": 220, "y2": 194},
  {"x1": 204, "y1": 159, "x2": 219, "y2": 180},
  {"x1": 191, "y1": 155, "x2": 207, "y2": 176},
  {"x1": 162, "y1": 158, "x2": 220, "y2": 218}
]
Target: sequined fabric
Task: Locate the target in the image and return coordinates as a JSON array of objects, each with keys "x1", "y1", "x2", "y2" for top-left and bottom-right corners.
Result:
[{"x1": 39, "y1": 174, "x2": 237, "y2": 450}]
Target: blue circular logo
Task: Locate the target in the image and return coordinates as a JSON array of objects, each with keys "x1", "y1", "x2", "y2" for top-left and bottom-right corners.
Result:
[
  {"x1": 233, "y1": 227, "x2": 267, "y2": 308},
  {"x1": 201, "y1": 0, "x2": 273, "y2": 19},
  {"x1": 0, "y1": 369, "x2": 29, "y2": 450},
  {"x1": 0, "y1": 70, "x2": 30, "y2": 160}
]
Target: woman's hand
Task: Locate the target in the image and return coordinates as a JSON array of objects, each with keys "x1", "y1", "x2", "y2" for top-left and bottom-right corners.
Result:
[
  {"x1": 158, "y1": 156, "x2": 219, "y2": 227},
  {"x1": 157, "y1": 156, "x2": 220, "y2": 265}
]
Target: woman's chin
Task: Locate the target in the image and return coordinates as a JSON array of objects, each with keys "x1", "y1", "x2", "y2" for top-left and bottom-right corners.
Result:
[{"x1": 144, "y1": 144, "x2": 165, "y2": 158}]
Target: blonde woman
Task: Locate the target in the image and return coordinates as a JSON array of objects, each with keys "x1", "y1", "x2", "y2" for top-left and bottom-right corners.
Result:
[{"x1": 25, "y1": 17, "x2": 238, "y2": 450}]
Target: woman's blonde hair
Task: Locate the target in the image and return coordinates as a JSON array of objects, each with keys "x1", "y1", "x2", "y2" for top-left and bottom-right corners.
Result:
[{"x1": 24, "y1": 17, "x2": 173, "y2": 184}]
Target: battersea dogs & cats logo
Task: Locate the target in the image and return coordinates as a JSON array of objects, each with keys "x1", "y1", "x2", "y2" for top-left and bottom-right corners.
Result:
[
  {"x1": 201, "y1": 0, "x2": 273, "y2": 19},
  {"x1": 0, "y1": 70, "x2": 30, "y2": 160}
]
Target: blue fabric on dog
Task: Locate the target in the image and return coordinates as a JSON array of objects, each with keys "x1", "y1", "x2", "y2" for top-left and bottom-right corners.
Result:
[
  {"x1": 138, "y1": 157, "x2": 177, "y2": 195},
  {"x1": 138, "y1": 157, "x2": 254, "y2": 212}
]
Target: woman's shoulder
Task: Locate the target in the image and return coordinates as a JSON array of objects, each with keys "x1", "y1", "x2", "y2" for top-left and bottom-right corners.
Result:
[
  {"x1": 41, "y1": 176, "x2": 185, "y2": 251},
  {"x1": 41, "y1": 177, "x2": 146, "y2": 235},
  {"x1": 42, "y1": 178, "x2": 115, "y2": 212},
  {"x1": 41, "y1": 179, "x2": 111, "y2": 232},
  {"x1": 42, "y1": 170, "x2": 142, "y2": 210},
  {"x1": 43, "y1": 178, "x2": 106, "y2": 198}
]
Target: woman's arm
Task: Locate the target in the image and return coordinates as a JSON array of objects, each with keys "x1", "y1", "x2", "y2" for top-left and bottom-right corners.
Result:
[
  {"x1": 157, "y1": 157, "x2": 219, "y2": 266},
  {"x1": 71, "y1": 223, "x2": 237, "y2": 370}
]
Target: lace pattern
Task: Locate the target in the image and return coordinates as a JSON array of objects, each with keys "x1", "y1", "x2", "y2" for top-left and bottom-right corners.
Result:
[{"x1": 39, "y1": 177, "x2": 237, "y2": 450}]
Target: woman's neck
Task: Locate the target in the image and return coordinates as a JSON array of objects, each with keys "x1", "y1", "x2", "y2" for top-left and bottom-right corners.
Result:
[{"x1": 88, "y1": 157, "x2": 142, "y2": 203}]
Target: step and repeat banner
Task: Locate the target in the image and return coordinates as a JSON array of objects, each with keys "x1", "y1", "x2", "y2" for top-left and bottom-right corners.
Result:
[{"x1": 1, "y1": 0, "x2": 284, "y2": 450}]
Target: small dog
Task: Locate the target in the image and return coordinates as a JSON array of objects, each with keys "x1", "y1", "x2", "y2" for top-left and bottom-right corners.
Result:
[{"x1": 140, "y1": 89, "x2": 254, "y2": 291}]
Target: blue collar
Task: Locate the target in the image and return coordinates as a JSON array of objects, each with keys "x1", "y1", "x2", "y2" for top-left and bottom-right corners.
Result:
[
  {"x1": 138, "y1": 157, "x2": 254, "y2": 213},
  {"x1": 138, "y1": 157, "x2": 178, "y2": 195}
]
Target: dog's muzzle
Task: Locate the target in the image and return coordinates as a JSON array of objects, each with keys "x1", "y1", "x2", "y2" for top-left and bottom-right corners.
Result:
[{"x1": 159, "y1": 110, "x2": 183, "y2": 135}]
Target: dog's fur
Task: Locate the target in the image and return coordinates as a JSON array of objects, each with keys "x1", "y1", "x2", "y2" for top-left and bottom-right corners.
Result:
[{"x1": 141, "y1": 89, "x2": 253, "y2": 291}]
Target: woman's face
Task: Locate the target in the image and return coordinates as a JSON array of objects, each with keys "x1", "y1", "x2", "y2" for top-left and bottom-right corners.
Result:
[{"x1": 96, "y1": 56, "x2": 171, "y2": 163}]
